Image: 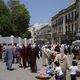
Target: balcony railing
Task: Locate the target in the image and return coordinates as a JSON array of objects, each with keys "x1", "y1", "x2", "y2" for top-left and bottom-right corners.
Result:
[{"x1": 65, "y1": 31, "x2": 77, "y2": 35}]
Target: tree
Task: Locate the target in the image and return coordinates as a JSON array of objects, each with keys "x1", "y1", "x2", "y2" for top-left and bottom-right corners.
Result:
[
  {"x1": 0, "y1": 0, "x2": 13, "y2": 36},
  {"x1": 8, "y1": 0, "x2": 31, "y2": 38},
  {"x1": 22, "y1": 30, "x2": 31, "y2": 39},
  {"x1": 0, "y1": 0, "x2": 31, "y2": 38}
]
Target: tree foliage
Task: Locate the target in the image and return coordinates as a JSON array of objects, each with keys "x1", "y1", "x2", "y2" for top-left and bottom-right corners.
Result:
[
  {"x1": 0, "y1": 0, "x2": 31, "y2": 39},
  {"x1": 0, "y1": 0, "x2": 13, "y2": 36},
  {"x1": 22, "y1": 30, "x2": 31, "y2": 39},
  {"x1": 8, "y1": 0, "x2": 31, "y2": 37}
]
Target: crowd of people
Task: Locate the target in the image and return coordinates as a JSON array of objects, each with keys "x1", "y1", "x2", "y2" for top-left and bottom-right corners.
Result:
[
  {"x1": 0, "y1": 42, "x2": 80, "y2": 80},
  {"x1": 41, "y1": 43, "x2": 80, "y2": 80},
  {"x1": 0, "y1": 43, "x2": 40, "y2": 72}
]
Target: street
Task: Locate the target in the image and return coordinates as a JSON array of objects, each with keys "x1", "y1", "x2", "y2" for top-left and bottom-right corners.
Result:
[{"x1": 0, "y1": 55, "x2": 80, "y2": 80}]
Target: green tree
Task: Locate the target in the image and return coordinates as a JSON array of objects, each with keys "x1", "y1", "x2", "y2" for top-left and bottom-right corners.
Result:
[
  {"x1": 0, "y1": 0, "x2": 13, "y2": 36},
  {"x1": 22, "y1": 30, "x2": 31, "y2": 39},
  {"x1": 8, "y1": 0, "x2": 31, "y2": 38}
]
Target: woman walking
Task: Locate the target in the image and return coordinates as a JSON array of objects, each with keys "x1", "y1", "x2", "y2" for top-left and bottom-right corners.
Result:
[{"x1": 54, "y1": 48, "x2": 70, "y2": 80}]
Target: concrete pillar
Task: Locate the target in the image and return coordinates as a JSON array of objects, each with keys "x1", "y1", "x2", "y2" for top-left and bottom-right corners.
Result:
[
  {"x1": 49, "y1": 22, "x2": 52, "y2": 44},
  {"x1": 24, "y1": 38, "x2": 27, "y2": 47},
  {"x1": 78, "y1": 1, "x2": 80, "y2": 32},
  {"x1": 18, "y1": 37, "x2": 21, "y2": 47},
  {"x1": 11, "y1": 35, "x2": 14, "y2": 45}
]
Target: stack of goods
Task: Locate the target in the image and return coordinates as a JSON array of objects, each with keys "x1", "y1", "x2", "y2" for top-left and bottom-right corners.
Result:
[{"x1": 36, "y1": 66, "x2": 53, "y2": 79}]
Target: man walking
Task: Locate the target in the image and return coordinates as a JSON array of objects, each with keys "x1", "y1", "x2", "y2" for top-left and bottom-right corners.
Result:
[{"x1": 6, "y1": 43, "x2": 13, "y2": 71}]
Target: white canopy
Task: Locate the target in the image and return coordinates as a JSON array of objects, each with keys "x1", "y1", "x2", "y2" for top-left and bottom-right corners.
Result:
[{"x1": 72, "y1": 40, "x2": 80, "y2": 46}]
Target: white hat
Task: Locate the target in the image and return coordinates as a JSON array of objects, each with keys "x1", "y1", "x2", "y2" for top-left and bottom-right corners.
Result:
[
  {"x1": 32, "y1": 44, "x2": 36, "y2": 48},
  {"x1": 45, "y1": 45, "x2": 48, "y2": 47}
]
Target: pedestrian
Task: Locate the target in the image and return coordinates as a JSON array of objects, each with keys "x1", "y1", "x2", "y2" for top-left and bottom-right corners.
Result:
[
  {"x1": 6, "y1": 43, "x2": 13, "y2": 71},
  {"x1": 69, "y1": 61, "x2": 78, "y2": 80},
  {"x1": 51, "y1": 43, "x2": 59, "y2": 62},
  {"x1": 20, "y1": 44, "x2": 27, "y2": 69},
  {"x1": 42, "y1": 45, "x2": 49, "y2": 66},
  {"x1": 0, "y1": 43, "x2": 3, "y2": 59},
  {"x1": 16, "y1": 44, "x2": 22, "y2": 67},
  {"x1": 2, "y1": 43, "x2": 7, "y2": 62},
  {"x1": 25, "y1": 44, "x2": 32, "y2": 67},
  {"x1": 51, "y1": 47, "x2": 58, "y2": 62},
  {"x1": 54, "y1": 48, "x2": 70, "y2": 80},
  {"x1": 29, "y1": 44, "x2": 39, "y2": 73},
  {"x1": 54, "y1": 61, "x2": 63, "y2": 80}
]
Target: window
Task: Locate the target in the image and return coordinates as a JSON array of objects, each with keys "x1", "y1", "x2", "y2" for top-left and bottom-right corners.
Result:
[
  {"x1": 75, "y1": 11, "x2": 77, "y2": 20},
  {"x1": 66, "y1": 26, "x2": 67, "y2": 33},
  {"x1": 52, "y1": 20, "x2": 57, "y2": 27},
  {"x1": 71, "y1": 11, "x2": 73, "y2": 20},
  {"x1": 59, "y1": 27, "x2": 61, "y2": 32},
  {"x1": 71, "y1": 24, "x2": 73, "y2": 32},
  {"x1": 68, "y1": 25, "x2": 70, "y2": 31},
  {"x1": 65, "y1": 15, "x2": 67, "y2": 22},
  {"x1": 47, "y1": 29, "x2": 51, "y2": 32},
  {"x1": 68, "y1": 13, "x2": 70, "y2": 21},
  {"x1": 75, "y1": 23, "x2": 78, "y2": 32},
  {"x1": 58, "y1": 17, "x2": 63, "y2": 25}
]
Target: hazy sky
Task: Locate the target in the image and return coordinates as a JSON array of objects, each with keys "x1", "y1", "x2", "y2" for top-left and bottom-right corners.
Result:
[
  {"x1": 5, "y1": 0, "x2": 70, "y2": 24},
  {"x1": 20, "y1": 0, "x2": 70, "y2": 24}
]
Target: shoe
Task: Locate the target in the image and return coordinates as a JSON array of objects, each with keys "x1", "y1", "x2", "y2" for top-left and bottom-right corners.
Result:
[
  {"x1": 9, "y1": 68, "x2": 14, "y2": 71},
  {"x1": 7, "y1": 68, "x2": 14, "y2": 71},
  {"x1": 73, "y1": 57, "x2": 76, "y2": 59},
  {"x1": 43, "y1": 65, "x2": 47, "y2": 66},
  {"x1": 7, "y1": 68, "x2": 9, "y2": 70},
  {"x1": 18, "y1": 65, "x2": 22, "y2": 68},
  {"x1": 23, "y1": 66, "x2": 27, "y2": 69}
]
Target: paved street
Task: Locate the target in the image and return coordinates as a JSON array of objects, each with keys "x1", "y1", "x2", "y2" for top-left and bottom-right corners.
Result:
[
  {"x1": 0, "y1": 55, "x2": 80, "y2": 80},
  {"x1": 0, "y1": 58, "x2": 43, "y2": 80}
]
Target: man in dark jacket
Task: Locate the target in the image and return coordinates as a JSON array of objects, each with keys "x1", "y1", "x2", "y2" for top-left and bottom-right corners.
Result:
[{"x1": 29, "y1": 45, "x2": 39, "y2": 73}]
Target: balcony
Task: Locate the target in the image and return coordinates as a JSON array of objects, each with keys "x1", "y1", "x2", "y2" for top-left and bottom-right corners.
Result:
[
  {"x1": 52, "y1": 24, "x2": 57, "y2": 27},
  {"x1": 66, "y1": 31, "x2": 76, "y2": 35}
]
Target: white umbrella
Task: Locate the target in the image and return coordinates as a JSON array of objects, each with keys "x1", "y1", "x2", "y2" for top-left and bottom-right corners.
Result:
[{"x1": 72, "y1": 40, "x2": 80, "y2": 46}]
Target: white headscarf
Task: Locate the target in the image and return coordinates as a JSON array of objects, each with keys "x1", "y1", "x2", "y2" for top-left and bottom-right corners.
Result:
[
  {"x1": 32, "y1": 44, "x2": 36, "y2": 48},
  {"x1": 60, "y1": 48, "x2": 65, "y2": 58}
]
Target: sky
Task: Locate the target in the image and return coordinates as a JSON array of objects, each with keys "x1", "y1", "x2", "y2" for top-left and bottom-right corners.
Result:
[
  {"x1": 5, "y1": 0, "x2": 71, "y2": 24},
  {"x1": 20, "y1": 0, "x2": 70, "y2": 24}
]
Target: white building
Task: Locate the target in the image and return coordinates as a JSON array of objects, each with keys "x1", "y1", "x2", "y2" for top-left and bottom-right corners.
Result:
[
  {"x1": 70, "y1": 0, "x2": 77, "y2": 5},
  {"x1": 28, "y1": 23, "x2": 52, "y2": 45}
]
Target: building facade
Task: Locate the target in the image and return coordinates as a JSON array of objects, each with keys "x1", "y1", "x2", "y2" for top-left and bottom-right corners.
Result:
[
  {"x1": 34, "y1": 23, "x2": 52, "y2": 45},
  {"x1": 51, "y1": 0, "x2": 80, "y2": 44},
  {"x1": 70, "y1": 0, "x2": 77, "y2": 5}
]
